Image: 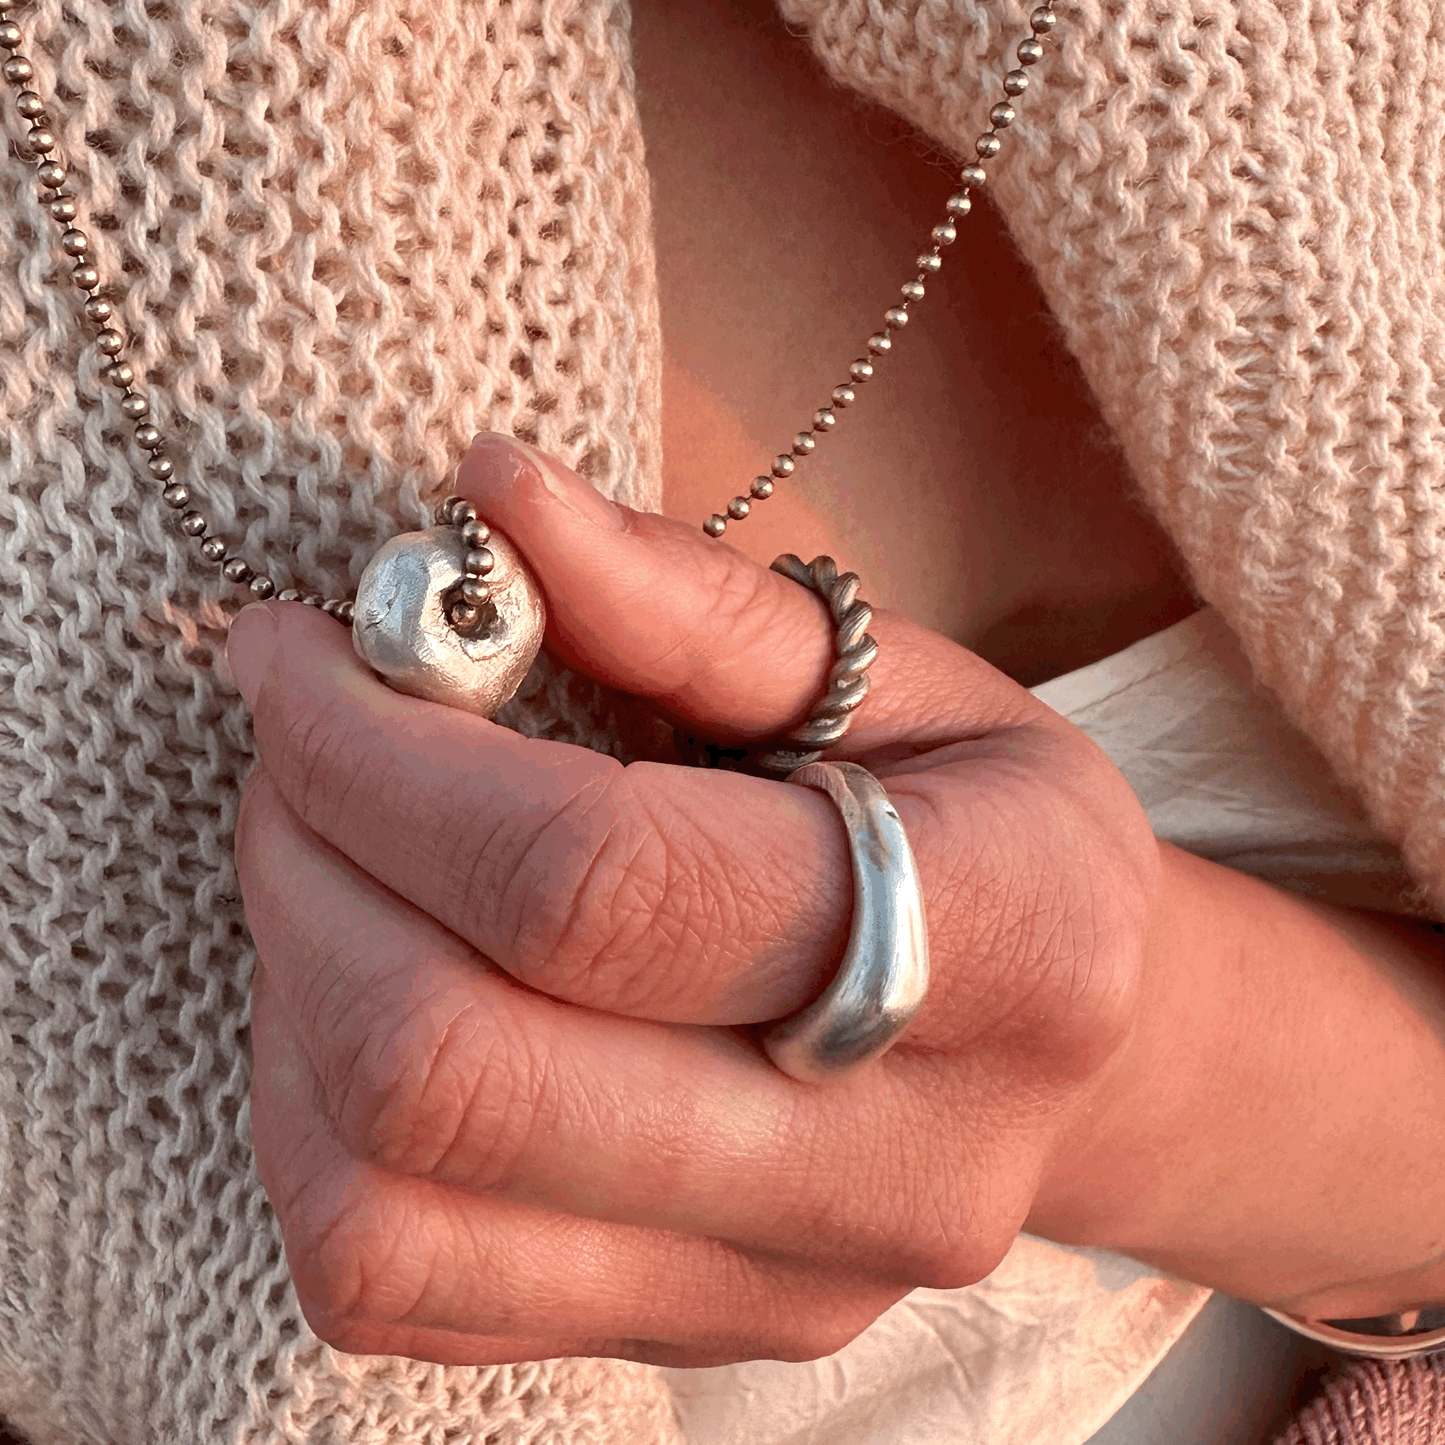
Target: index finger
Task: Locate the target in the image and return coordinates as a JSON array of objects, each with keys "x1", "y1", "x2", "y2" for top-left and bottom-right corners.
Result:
[{"x1": 231, "y1": 601, "x2": 851, "y2": 1024}]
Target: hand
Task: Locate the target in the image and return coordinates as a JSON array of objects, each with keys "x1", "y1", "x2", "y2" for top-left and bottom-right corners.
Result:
[{"x1": 229, "y1": 433, "x2": 1162, "y2": 1369}]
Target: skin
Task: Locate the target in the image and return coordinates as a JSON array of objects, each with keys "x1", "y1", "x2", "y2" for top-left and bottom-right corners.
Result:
[
  {"x1": 228, "y1": 0, "x2": 1445, "y2": 1372},
  {"x1": 634, "y1": 0, "x2": 1200, "y2": 684},
  {"x1": 233, "y1": 438, "x2": 1445, "y2": 1371},
  {"x1": 233, "y1": 435, "x2": 1162, "y2": 1365}
]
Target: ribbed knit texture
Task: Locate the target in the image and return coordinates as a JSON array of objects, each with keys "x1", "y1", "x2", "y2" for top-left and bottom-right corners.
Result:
[
  {"x1": 1273, "y1": 1359, "x2": 1445, "y2": 1445},
  {"x1": 4, "y1": 0, "x2": 1444, "y2": 1441},
  {"x1": 0, "y1": 0, "x2": 678, "y2": 1441},
  {"x1": 783, "y1": 0, "x2": 1445, "y2": 920}
]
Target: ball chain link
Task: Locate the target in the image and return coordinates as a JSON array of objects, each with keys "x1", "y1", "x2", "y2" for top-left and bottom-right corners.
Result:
[
  {"x1": 3, "y1": 0, "x2": 1057, "y2": 655},
  {"x1": 699, "y1": 1, "x2": 1058, "y2": 540},
  {"x1": 431, "y1": 495, "x2": 499, "y2": 632},
  {"x1": 0, "y1": 5, "x2": 365, "y2": 621}
]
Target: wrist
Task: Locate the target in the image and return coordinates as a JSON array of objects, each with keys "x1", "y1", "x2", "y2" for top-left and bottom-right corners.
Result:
[{"x1": 1026, "y1": 840, "x2": 1445, "y2": 1317}]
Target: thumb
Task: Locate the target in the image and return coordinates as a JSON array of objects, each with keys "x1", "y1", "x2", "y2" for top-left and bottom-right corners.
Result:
[{"x1": 456, "y1": 433, "x2": 1043, "y2": 751}]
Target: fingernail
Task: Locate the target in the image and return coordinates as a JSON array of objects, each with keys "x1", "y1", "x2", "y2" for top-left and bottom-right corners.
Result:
[
  {"x1": 528, "y1": 443, "x2": 626, "y2": 532},
  {"x1": 469, "y1": 429, "x2": 516, "y2": 454},
  {"x1": 464, "y1": 431, "x2": 624, "y2": 533},
  {"x1": 227, "y1": 602, "x2": 278, "y2": 711}
]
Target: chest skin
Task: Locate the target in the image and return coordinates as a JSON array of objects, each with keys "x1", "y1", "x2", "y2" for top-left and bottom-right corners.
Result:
[{"x1": 633, "y1": 0, "x2": 1200, "y2": 688}]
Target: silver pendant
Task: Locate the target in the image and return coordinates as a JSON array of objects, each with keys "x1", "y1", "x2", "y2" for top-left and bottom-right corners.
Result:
[{"x1": 351, "y1": 524, "x2": 546, "y2": 720}]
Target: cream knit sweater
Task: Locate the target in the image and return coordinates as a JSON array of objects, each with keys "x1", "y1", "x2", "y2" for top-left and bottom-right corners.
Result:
[{"x1": 1, "y1": 0, "x2": 1441, "y2": 1442}]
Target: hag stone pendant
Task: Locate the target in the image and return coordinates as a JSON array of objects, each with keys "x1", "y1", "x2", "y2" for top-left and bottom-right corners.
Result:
[{"x1": 351, "y1": 496, "x2": 546, "y2": 720}]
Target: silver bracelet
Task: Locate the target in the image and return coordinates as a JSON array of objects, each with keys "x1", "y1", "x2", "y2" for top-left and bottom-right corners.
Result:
[{"x1": 1262, "y1": 1305, "x2": 1445, "y2": 1358}]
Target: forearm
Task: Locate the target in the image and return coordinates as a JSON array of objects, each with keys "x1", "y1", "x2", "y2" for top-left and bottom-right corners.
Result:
[{"x1": 1028, "y1": 840, "x2": 1445, "y2": 1319}]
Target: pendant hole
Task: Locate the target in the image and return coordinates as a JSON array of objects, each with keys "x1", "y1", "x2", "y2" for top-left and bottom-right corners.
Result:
[{"x1": 443, "y1": 582, "x2": 499, "y2": 640}]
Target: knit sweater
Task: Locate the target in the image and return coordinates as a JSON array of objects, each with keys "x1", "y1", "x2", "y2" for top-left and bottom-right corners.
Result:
[
  {"x1": 1279, "y1": 1359, "x2": 1445, "y2": 1445},
  {"x1": 0, "y1": 0, "x2": 1440, "y2": 1442}
]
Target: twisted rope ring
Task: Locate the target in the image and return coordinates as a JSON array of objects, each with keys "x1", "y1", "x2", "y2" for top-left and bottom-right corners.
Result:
[{"x1": 675, "y1": 554, "x2": 878, "y2": 778}]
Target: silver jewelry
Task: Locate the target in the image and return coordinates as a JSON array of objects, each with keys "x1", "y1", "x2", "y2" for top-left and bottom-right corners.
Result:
[
  {"x1": 0, "y1": 0, "x2": 1059, "y2": 728},
  {"x1": 1262, "y1": 1306, "x2": 1445, "y2": 1359},
  {"x1": 3, "y1": 3, "x2": 1058, "y2": 1088},
  {"x1": 760, "y1": 762, "x2": 929, "y2": 1083},
  {"x1": 674, "y1": 554, "x2": 878, "y2": 777},
  {"x1": 351, "y1": 502, "x2": 546, "y2": 720}
]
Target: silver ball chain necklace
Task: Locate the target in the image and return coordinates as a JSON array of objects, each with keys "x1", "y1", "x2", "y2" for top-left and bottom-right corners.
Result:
[
  {"x1": 0, "y1": 0, "x2": 1060, "y2": 751},
  {"x1": 12, "y1": 3, "x2": 1445, "y2": 1352},
  {"x1": 1, "y1": 1, "x2": 1055, "y2": 1087}
]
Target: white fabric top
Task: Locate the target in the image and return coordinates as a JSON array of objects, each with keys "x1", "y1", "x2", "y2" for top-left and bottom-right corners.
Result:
[{"x1": 662, "y1": 606, "x2": 1419, "y2": 1445}]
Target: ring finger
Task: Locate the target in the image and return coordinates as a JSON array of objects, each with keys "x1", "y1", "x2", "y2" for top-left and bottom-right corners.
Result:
[{"x1": 251, "y1": 971, "x2": 907, "y2": 1366}]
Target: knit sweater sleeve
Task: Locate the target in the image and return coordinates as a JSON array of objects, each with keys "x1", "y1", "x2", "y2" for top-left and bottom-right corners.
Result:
[
  {"x1": 782, "y1": 0, "x2": 1445, "y2": 919},
  {"x1": 1273, "y1": 1358, "x2": 1445, "y2": 1445}
]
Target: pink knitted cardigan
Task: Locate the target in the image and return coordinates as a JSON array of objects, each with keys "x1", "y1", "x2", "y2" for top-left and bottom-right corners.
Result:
[
  {"x1": 2, "y1": 0, "x2": 1442, "y2": 1440},
  {"x1": 1279, "y1": 1359, "x2": 1445, "y2": 1445},
  {"x1": 788, "y1": 0, "x2": 1445, "y2": 921},
  {"x1": 785, "y1": 3, "x2": 1445, "y2": 1442}
]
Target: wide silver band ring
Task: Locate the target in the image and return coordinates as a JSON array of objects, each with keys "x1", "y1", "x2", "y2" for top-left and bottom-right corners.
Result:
[{"x1": 759, "y1": 761, "x2": 930, "y2": 1084}]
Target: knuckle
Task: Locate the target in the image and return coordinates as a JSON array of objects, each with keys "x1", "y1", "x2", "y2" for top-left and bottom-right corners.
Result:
[
  {"x1": 331, "y1": 991, "x2": 540, "y2": 1186},
  {"x1": 771, "y1": 1296, "x2": 896, "y2": 1363},
  {"x1": 834, "y1": 1107, "x2": 1023, "y2": 1293},
  {"x1": 895, "y1": 1187, "x2": 1003, "y2": 1293},
  {"x1": 1006, "y1": 869, "x2": 1142, "y2": 1083},
  {"x1": 704, "y1": 563, "x2": 784, "y2": 668},
  {"x1": 925, "y1": 772, "x2": 1144, "y2": 1087},
  {"x1": 711, "y1": 1250, "x2": 902, "y2": 1365},
  {"x1": 649, "y1": 548, "x2": 778, "y2": 697},
  {"x1": 503, "y1": 768, "x2": 737, "y2": 1016},
  {"x1": 296, "y1": 1298, "x2": 371, "y2": 1356},
  {"x1": 893, "y1": 1222, "x2": 983, "y2": 1293},
  {"x1": 285, "y1": 1190, "x2": 382, "y2": 1343},
  {"x1": 905, "y1": 1233, "x2": 1000, "y2": 1292},
  {"x1": 704, "y1": 563, "x2": 832, "y2": 711},
  {"x1": 710, "y1": 552, "x2": 775, "y2": 630},
  {"x1": 287, "y1": 1183, "x2": 440, "y2": 1351}
]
